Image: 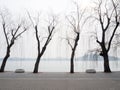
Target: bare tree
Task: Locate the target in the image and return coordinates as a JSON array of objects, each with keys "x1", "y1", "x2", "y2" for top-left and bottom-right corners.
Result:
[
  {"x1": 0, "y1": 11, "x2": 28, "y2": 72},
  {"x1": 94, "y1": 0, "x2": 120, "y2": 72},
  {"x1": 28, "y1": 12, "x2": 57, "y2": 73},
  {"x1": 66, "y1": 2, "x2": 86, "y2": 73}
]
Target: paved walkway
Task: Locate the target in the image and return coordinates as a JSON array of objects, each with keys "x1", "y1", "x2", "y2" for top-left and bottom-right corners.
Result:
[{"x1": 0, "y1": 72, "x2": 120, "y2": 90}]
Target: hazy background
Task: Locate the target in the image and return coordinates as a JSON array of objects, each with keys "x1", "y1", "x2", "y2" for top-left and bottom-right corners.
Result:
[
  {"x1": 0, "y1": 0, "x2": 97, "y2": 58},
  {"x1": 0, "y1": 0, "x2": 120, "y2": 72}
]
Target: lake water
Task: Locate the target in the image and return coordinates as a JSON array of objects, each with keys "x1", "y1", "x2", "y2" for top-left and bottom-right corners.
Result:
[{"x1": 0, "y1": 60, "x2": 120, "y2": 72}]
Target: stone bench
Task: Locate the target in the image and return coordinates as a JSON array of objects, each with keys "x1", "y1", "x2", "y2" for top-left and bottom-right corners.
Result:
[
  {"x1": 15, "y1": 69, "x2": 25, "y2": 73},
  {"x1": 86, "y1": 69, "x2": 96, "y2": 73}
]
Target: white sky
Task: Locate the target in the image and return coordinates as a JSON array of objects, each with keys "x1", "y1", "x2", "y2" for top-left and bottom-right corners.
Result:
[
  {"x1": 0, "y1": 0, "x2": 91, "y2": 14},
  {"x1": 0, "y1": 0, "x2": 99, "y2": 59}
]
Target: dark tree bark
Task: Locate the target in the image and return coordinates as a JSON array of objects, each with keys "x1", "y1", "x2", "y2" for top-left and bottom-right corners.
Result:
[
  {"x1": 28, "y1": 13, "x2": 56, "y2": 73},
  {"x1": 33, "y1": 44, "x2": 47, "y2": 73},
  {"x1": 103, "y1": 53, "x2": 111, "y2": 72},
  {"x1": 95, "y1": 0, "x2": 120, "y2": 73},
  {"x1": 0, "y1": 42, "x2": 14, "y2": 72},
  {"x1": 0, "y1": 12, "x2": 28, "y2": 72},
  {"x1": 70, "y1": 33, "x2": 79, "y2": 73},
  {"x1": 33, "y1": 25, "x2": 41, "y2": 73},
  {"x1": 33, "y1": 33, "x2": 54, "y2": 73},
  {"x1": 66, "y1": 2, "x2": 86, "y2": 73},
  {"x1": 33, "y1": 26, "x2": 55, "y2": 73},
  {"x1": 33, "y1": 55, "x2": 41, "y2": 73}
]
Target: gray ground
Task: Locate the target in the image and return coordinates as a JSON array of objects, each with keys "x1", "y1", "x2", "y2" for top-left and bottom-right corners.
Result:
[{"x1": 0, "y1": 72, "x2": 120, "y2": 90}]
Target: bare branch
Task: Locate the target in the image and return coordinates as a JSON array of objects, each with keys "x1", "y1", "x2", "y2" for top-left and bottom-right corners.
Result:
[
  {"x1": 14, "y1": 27, "x2": 27, "y2": 39},
  {"x1": 0, "y1": 13, "x2": 9, "y2": 45},
  {"x1": 110, "y1": 8, "x2": 115, "y2": 19},
  {"x1": 48, "y1": 26, "x2": 51, "y2": 34},
  {"x1": 104, "y1": 1, "x2": 111, "y2": 31},
  {"x1": 66, "y1": 16, "x2": 77, "y2": 33},
  {"x1": 2, "y1": 23, "x2": 9, "y2": 45},
  {"x1": 99, "y1": 15, "x2": 105, "y2": 31},
  {"x1": 66, "y1": 38, "x2": 73, "y2": 50},
  {"x1": 81, "y1": 15, "x2": 91, "y2": 30},
  {"x1": 78, "y1": 8, "x2": 86, "y2": 27},
  {"x1": 104, "y1": 16, "x2": 110, "y2": 31},
  {"x1": 107, "y1": 22, "x2": 119, "y2": 52},
  {"x1": 11, "y1": 29, "x2": 14, "y2": 37},
  {"x1": 97, "y1": 0, "x2": 106, "y2": 31},
  {"x1": 27, "y1": 11, "x2": 35, "y2": 27},
  {"x1": 13, "y1": 24, "x2": 21, "y2": 36},
  {"x1": 111, "y1": 0, "x2": 119, "y2": 22},
  {"x1": 96, "y1": 39, "x2": 102, "y2": 45}
]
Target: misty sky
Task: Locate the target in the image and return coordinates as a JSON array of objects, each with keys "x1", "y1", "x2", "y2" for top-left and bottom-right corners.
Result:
[
  {"x1": 0, "y1": 0, "x2": 118, "y2": 59},
  {"x1": 0, "y1": 0, "x2": 91, "y2": 14}
]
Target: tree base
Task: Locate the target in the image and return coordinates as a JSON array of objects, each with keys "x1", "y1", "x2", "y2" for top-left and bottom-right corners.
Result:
[
  {"x1": 33, "y1": 69, "x2": 38, "y2": 73},
  {"x1": 104, "y1": 70, "x2": 112, "y2": 73},
  {"x1": 104, "y1": 71, "x2": 112, "y2": 73},
  {"x1": 33, "y1": 71, "x2": 38, "y2": 73},
  {"x1": 0, "y1": 70, "x2": 4, "y2": 73},
  {"x1": 70, "y1": 71, "x2": 74, "y2": 74}
]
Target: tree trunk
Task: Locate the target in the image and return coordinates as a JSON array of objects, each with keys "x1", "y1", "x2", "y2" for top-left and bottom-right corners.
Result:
[
  {"x1": 33, "y1": 46, "x2": 47, "y2": 73},
  {"x1": 103, "y1": 53, "x2": 111, "y2": 73},
  {"x1": 33, "y1": 55, "x2": 41, "y2": 73},
  {"x1": 0, "y1": 46, "x2": 10, "y2": 72},
  {"x1": 70, "y1": 51, "x2": 75, "y2": 73},
  {"x1": 70, "y1": 33, "x2": 79, "y2": 73}
]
